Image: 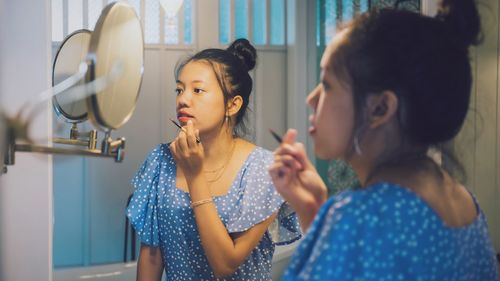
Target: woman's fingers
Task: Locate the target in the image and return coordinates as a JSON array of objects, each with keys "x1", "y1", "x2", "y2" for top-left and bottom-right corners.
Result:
[
  {"x1": 274, "y1": 145, "x2": 305, "y2": 170},
  {"x1": 170, "y1": 140, "x2": 180, "y2": 161},
  {"x1": 177, "y1": 130, "x2": 189, "y2": 156},
  {"x1": 195, "y1": 129, "x2": 200, "y2": 144},
  {"x1": 275, "y1": 143, "x2": 315, "y2": 172},
  {"x1": 275, "y1": 154, "x2": 303, "y2": 171},
  {"x1": 282, "y1": 128, "x2": 297, "y2": 144},
  {"x1": 185, "y1": 120, "x2": 198, "y2": 147},
  {"x1": 269, "y1": 163, "x2": 292, "y2": 187}
]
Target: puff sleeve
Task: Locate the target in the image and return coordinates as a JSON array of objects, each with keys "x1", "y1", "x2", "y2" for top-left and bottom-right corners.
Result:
[
  {"x1": 126, "y1": 144, "x2": 165, "y2": 247},
  {"x1": 225, "y1": 148, "x2": 301, "y2": 245}
]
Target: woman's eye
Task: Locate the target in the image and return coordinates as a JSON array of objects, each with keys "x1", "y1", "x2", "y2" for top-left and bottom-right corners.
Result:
[
  {"x1": 175, "y1": 88, "x2": 183, "y2": 95},
  {"x1": 194, "y1": 88, "x2": 204, "y2": 94},
  {"x1": 321, "y1": 81, "x2": 330, "y2": 91}
]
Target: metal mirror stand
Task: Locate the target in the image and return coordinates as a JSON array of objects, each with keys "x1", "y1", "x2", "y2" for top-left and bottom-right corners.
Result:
[{"x1": 1, "y1": 2, "x2": 141, "y2": 174}]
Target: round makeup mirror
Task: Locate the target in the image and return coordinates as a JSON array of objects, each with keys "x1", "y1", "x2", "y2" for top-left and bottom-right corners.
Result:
[
  {"x1": 86, "y1": 2, "x2": 144, "y2": 131},
  {"x1": 52, "y1": 29, "x2": 91, "y2": 123}
]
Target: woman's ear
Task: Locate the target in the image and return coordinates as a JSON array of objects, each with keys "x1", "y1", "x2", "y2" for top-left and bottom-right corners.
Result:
[
  {"x1": 366, "y1": 91, "x2": 398, "y2": 129},
  {"x1": 227, "y1": 95, "x2": 243, "y2": 117}
]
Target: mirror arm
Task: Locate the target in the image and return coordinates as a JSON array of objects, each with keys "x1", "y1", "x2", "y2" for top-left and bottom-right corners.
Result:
[
  {"x1": 53, "y1": 124, "x2": 98, "y2": 149},
  {"x1": 2, "y1": 123, "x2": 125, "y2": 175},
  {"x1": 101, "y1": 132, "x2": 125, "y2": 162}
]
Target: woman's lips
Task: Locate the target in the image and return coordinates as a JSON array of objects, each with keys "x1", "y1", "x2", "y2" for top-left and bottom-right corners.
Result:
[
  {"x1": 308, "y1": 126, "x2": 317, "y2": 135},
  {"x1": 309, "y1": 114, "x2": 317, "y2": 135},
  {"x1": 177, "y1": 111, "x2": 194, "y2": 123},
  {"x1": 177, "y1": 116, "x2": 193, "y2": 123}
]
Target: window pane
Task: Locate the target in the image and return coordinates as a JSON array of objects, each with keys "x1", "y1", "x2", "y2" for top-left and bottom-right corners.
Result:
[
  {"x1": 88, "y1": 0, "x2": 103, "y2": 30},
  {"x1": 342, "y1": 0, "x2": 353, "y2": 22},
  {"x1": 128, "y1": 0, "x2": 141, "y2": 18},
  {"x1": 184, "y1": 0, "x2": 193, "y2": 44},
  {"x1": 52, "y1": 0, "x2": 63, "y2": 41},
  {"x1": 270, "y1": 0, "x2": 284, "y2": 45},
  {"x1": 316, "y1": 0, "x2": 320, "y2": 46},
  {"x1": 360, "y1": 0, "x2": 369, "y2": 12},
  {"x1": 145, "y1": 0, "x2": 160, "y2": 44},
  {"x1": 68, "y1": 0, "x2": 84, "y2": 34},
  {"x1": 219, "y1": 0, "x2": 230, "y2": 44},
  {"x1": 252, "y1": 0, "x2": 266, "y2": 45},
  {"x1": 165, "y1": 15, "x2": 179, "y2": 44},
  {"x1": 234, "y1": 0, "x2": 248, "y2": 39},
  {"x1": 324, "y1": 0, "x2": 336, "y2": 43}
]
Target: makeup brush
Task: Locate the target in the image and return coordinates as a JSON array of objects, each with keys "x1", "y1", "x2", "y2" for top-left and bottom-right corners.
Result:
[
  {"x1": 269, "y1": 128, "x2": 287, "y2": 177},
  {"x1": 169, "y1": 118, "x2": 201, "y2": 143},
  {"x1": 268, "y1": 128, "x2": 283, "y2": 143}
]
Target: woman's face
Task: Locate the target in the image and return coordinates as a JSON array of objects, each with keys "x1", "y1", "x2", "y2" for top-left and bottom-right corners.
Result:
[
  {"x1": 307, "y1": 30, "x2": 355, "y2": 160},
  {"x1": 175, "y1": 61, "x2": 226, "y2": 133}
]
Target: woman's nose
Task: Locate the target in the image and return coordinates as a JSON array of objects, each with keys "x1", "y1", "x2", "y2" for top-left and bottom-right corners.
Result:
[
  {"x1": 176, "y1": 90, "x2": 192, "y2": 107},
  {"x1": 306, "y1": 84, "x2": 321, "y2": 109}
]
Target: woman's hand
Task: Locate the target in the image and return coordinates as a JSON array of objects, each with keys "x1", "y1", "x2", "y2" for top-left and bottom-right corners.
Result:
[
  {"x1": 170, "y1": 120, "x2": 204, "y2": 177},
  {"x1": 268, "y1": 129, "x2": 327, "y2": 231}
]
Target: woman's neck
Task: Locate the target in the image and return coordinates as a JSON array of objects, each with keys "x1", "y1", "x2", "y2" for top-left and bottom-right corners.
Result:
[
  {"x1": 348, "y1": 142, "x2": 429, "y2": 188},
  {"x1": 200, "y1": 127, "x2": 236, "y2": 164}
]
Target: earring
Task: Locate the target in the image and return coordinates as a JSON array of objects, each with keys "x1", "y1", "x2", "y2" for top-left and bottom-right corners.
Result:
[{"x1": 354, "y1": 135, "x2": 363, "y2": 155}]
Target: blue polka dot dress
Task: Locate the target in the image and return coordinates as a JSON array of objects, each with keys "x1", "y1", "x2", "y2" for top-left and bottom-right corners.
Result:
[
  {"x1": 127, "y1": 144, "x2": 301, "y2": 280},
  {"x1": 282, "y1": 182, "x2": 499, "y2": 281}
]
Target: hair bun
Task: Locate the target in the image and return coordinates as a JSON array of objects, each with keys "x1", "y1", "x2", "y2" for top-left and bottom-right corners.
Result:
[
  {"x1": 436, "y1": 0, "x2": 481, "y2": 47},
  {"x1": 227, "y1": 38, "x2": 257, "y2": 71}
]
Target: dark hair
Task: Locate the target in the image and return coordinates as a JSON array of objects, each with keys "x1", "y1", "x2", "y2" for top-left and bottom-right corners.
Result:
[
  {"x1": 175, "y1": 38, "x2": 257, "y2": 136},
  {"x1": 329, "y1": 0, "x2": 481, "y2": 181},
  {"x1": 332, "y1": 0, "x2": 480, "y2": 147}
]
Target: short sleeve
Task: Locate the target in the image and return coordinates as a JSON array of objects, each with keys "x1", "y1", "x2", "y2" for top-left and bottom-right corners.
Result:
[
  {"x1": 283, "y1": 194, "x2": 370, "y2": 280},
  {"x1": 225, "y1": 148, "x2": 301, "y2": 245},
  {"x1": 283, "y1": 189, "x2": 418, "y2": 280},
  {"x1": 126, "y1": 144, "x2": 165, "y2": 247},
  {"x1": 269, "y1": 202, "x2": 302, "y2": 245},
  {"x1": 284, "y1": 184, "x2": 500, "y2": 280}
]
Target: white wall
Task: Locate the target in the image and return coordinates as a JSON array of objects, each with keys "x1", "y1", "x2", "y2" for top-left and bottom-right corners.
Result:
[
  {"x1": 0, "y1": 0, "x2": 53, "y2": 280},
  {"x1": 459, "y1": 0, "x2": 500, "y2": 251}
]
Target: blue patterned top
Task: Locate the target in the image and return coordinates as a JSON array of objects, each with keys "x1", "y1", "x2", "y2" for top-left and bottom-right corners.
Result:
[
  {"x1": 282, "y1": 182, "x2": 499, "y2": 281},
  {"x1": 127, "y1": 144, "x2": 301, "y2": 280}
]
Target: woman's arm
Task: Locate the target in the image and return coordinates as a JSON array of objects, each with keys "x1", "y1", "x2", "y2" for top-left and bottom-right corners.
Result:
[
  {"x1": 170, "y1": 121, "x2": 279, "y2": 278},
  {"x1": 190, "y1": 189, "x2": 277, "y2": 278},
  {"x1": 137, "y1": 244, "x2": 164, "y2": 281},
  {"x1": 190, "y1": 173, "x2": 277, "y2": 278},
  {"x1": 268, "y1": 129, "x2": 327, "y2": 232}
]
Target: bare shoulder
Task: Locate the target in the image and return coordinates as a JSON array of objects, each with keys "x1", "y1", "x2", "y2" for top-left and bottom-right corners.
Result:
[
  {"x1": 233, "y1": 138, "x2": 257, "y2": 157},
  {"x1": 370, "y1": 159, "x2": 478, "y2": 228},
  {"x1": 391, "y1": 169, "x2": 478, "y2": 228}
]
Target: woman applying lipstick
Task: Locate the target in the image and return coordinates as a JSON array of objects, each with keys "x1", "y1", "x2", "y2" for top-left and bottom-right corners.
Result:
[
  {"x1": 269, "y1": 0, "x2": 499, "y2": 279},
  {"x1": 127, "y1": 38, "x2": 300, "y2": 281}
]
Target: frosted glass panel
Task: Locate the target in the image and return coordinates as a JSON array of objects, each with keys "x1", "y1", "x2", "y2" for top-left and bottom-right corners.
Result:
[
  {"x1": 360, "y1": 0, "x2": 369, "y2": 12},
  {"x1": 184, "y1": 0, "x2": 193, "y2": 44},
  {"x1": 270, "y1": 0, "x2": 284, "y2": 45},
  {"x1": 165, "y1": 15, "x2": 179, "y2": 44},
  {"x1": 52, "y1": 0, "x2": 63, "y2": 41},
  {"x1": 219, "y1": 0, "x2": 230, "y2": 44},
  {"x1": 68, "y1": 0, "x2": 84, "y2": 34},
  {"x1": 128, "y1": 0, "x2": 141, "y2": 18},
  {"x1": 342, "y1": 0, "x2": 353, "y2": 22},
  {"x1": 316, "y1": 0, "x2": 321, "y2": 46},
  {"x1": 252, "y1": 0, "x2": 266, "y2": 45},
  {"x1": 145, "y1": 0, "x2": 160, "y2": 44},
  {"x1": 325, "y1": 0, "x2": 336, "y2": 43},
  {"x1": 234, "y1": 0, "x2": 248, "y2": 39},
  {"x1": 88, "y1": 0, "x2": 103, "y2": 30}
]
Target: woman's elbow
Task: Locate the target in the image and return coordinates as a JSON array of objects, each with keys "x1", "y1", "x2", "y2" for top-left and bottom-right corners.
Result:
[{"x1": 212, "y1": 262, "x2": 239, "y2": 278}]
